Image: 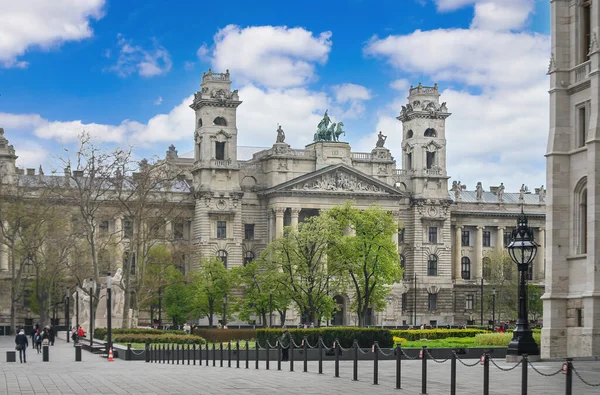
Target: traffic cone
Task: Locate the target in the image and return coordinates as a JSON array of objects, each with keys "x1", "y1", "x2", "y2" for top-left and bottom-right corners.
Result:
[{"x1": 108, "y1": 347, "x2": 114, "y2": 362}]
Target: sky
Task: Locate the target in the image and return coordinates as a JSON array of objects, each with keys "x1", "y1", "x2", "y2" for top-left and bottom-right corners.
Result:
[{"x1": 0, "y1": 0, "x2": 550, "y2": 192}]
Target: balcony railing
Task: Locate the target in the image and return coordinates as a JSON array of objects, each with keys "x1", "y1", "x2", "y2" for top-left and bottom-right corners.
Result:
[
  {"x1": 351, "y1": 152, "x2": 371, "y2": 160},
  {"x1": 571, "y1": 61, "x2": 591, "y2": 85}
]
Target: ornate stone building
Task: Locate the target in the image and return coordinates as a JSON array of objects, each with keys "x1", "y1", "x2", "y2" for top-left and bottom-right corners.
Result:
[
  {"x1": 543, "y1": 0, "x2": 599, "y2": 358},
  {"x1": 0, "y1": 71, "x2": 546, "y2": 328}
]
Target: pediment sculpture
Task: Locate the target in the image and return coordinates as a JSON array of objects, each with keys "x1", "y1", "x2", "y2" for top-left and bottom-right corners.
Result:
[{"x1": 292, "y1": 170, "x2": 385, "y2": 193}]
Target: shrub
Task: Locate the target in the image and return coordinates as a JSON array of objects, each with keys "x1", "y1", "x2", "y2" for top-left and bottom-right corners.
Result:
[
  {"x1": 94, "y1": 328, "x2": 184, "y2": 340},
  {"x1": 473, "y1": 332, "x2": 541, "y2": 347},
  {"x1": 257, "y1": 327, "x2": 393, "y2": 348},
  {"x1": 393, "y1": 336, "x2": 407, "y2": 344},
  {"x1": 192, "y1": 328, "x2": 256, "y2": 343},
  {"x1": 390, "y1": 329, "x2": 488, "y2": 341},
  {"x1": 112, "y1": 333, "x2": 206, "y2": 345}
]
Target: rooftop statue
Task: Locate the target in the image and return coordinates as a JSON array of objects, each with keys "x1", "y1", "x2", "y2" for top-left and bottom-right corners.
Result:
[
  {"x1": 376, "y1": 131, "x2": 387, "y2": 148},
  {"x1": 313, "y1": 110, "x2": 345, "y2": 142},
  {"x1": 276, "y1": 124, "x2": 286, "y2": 143}
]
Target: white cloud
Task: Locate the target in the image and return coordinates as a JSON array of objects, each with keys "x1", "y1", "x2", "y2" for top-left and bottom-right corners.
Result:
[
  {"x1": 0, "y1": 0, "x2": 105, "y2": 68},
  {"x1": 106, "y1": 34, "x2": 172, "y2": 78},
  {"x1": 390, "y1": 79, "x2": 411, "y2": 92},
  {"x1": 435, "y1": 0, "x2": 534, "y2": 31},
  {"x1": 196, "y1": 44, "x2": 210, "y2": 60},
  {"x1": 330, "y1": 83, "x2": 372, "y2": 119},
  {"x1": 184, "y1": 61, "x2": 195, "y2": 71},
  {"x1": 207, "y1": 25, "x2": 333, "y2": 88},
  {"x1": 154, "y1": 96, "x2": 163, "y2": 106}
]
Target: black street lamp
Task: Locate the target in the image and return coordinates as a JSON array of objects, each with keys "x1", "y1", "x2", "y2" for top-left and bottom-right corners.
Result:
[
  {"x1": 269, "y1": 293, "x2": 273, "y2": 328},
  {"x1": 75, "y1": 288, "x2": 80, "y2": 330},
  {"x1": 65, "y1": 288, "x2": 70, "y2": 343},
  {"x1": 106, "y1": 272, "x2": 112, "y2": 355},
  {"x1": 89, "y1": 278, "x2": 94, "y2": 349},
  {"x1": 506, "y1": 209, "x2": 540, "y2": 356},
  {"x1": 222, "y1": 294, "x2": 228, "y2": 326}
]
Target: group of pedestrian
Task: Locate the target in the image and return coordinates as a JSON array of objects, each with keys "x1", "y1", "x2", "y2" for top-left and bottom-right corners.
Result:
[
  {"x1": 14, "y1": 324, "x2": 55, "y2": 363},
  {"x1": 71, "y1": 325, "x2": 85, "y2": 345}
]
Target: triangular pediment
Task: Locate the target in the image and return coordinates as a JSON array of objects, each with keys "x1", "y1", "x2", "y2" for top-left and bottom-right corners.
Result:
[{"x1": 260, "y1": 164, "x2": 405, "y2": 197}]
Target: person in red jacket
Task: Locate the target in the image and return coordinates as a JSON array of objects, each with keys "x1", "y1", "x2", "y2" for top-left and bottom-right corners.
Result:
[{"x1": 77, "y1": 326, "x2": 85, "y2": 342}]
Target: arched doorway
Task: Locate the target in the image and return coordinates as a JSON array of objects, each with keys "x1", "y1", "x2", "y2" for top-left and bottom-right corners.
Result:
[{"x1": 332, "y1": 295, "x2": 346, "y2": 326}]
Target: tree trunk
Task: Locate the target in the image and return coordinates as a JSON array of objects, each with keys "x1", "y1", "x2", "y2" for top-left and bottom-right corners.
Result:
[
  {"x1": 279, "y1": 310, "x2": 286, "y2": 326},
  {"x1": 208, "y1": 313, "x2": 213, "y2": 327}
]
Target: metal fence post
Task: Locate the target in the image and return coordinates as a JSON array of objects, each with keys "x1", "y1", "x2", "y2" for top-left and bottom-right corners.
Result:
[
  {"x1": 255, "y1": 341, "x2": 259, "y2": 370},
  {"x1": 176, "y1": 344, "x2": 180, "y2": 365},
  {"x1": 162, "y1": 344, "x2": 166, "y2": 364},
  {"x1": 521, "y1": 355, "x2": 528, "y2": 395},
  {"x1": 278, "y1": 341, "x2": 282, "y2": 371},
  {"x1": 353, "y1": 340, "x2": 358, "y2": 381},
  {"x1": 290, "y1": 339, "x2": 294, "y2": 372},
  {"x1": 373, "y1": 341, "x2": 379, "y2": 385},
  {"x1": 228, "y1": 341, "x2": 232, "y2": 368},
  {"x1": 451, "y1": 352, "x2": 456, "y2": 395},
  {"x1": 421, "y1": 346, "x2": 427, "y2": 394},
  {"x1": 212, "y1": 343, "x2": 216, "y2": 367},
  {"x1": 193, "y1": 344, "x2": 196, "y2": 365},
  {"x1": 127, "y1": 344, "x2": 132, "y2": 361},
  {"x1": 396, "y1": 344, "x2": 401, "y2": 390},
  {"x1": 318, "y1": 336, "x2": 323, "y2": 375},
  {"x1": 566, "y1": 358, "x2": 573, "y2": 395},
  {"x1": 172, "y1": 344, "x2": 175, "y2": 365},
  {"x1": 483, "y1": 353, "x2": 489, "y2": 395},
  {"x1": 187, "y1": 344, "x2": 191, "y2": 365},
  {"x1": 334, "y1": 339, "x2": 340, "y2": 378},
  {"x1": 303, "y1": 337, "x2": 308, "y2": 373},
  {"x1": 220, "y1": 343, "x2": 224, "y2": 368},
  {"x1": 266, "y1": 341, "x2": 270, "y2": 370},
  {"x1": 236, "y1": 340, "x2": 240, "y2": 369},
  {"x1": 245, "y1": 341, "x2": 249, "y2": 369},
  {"x1": 206, "y1": 342, "x2": 210, "y2": 366}
]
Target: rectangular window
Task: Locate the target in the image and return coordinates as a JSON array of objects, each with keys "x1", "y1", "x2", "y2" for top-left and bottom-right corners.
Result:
[
  {"x1": 398, "y1": 228, "x2": 405, "y2": 244},
  {"x1": 426, "y1": 151, "x2": 435, "y2": 169},
  {"x1": 123, "y1": 218, "x2": 133, "y2": 239},
  {"x1": 173, "y1": 220, "x2": 184, "y2": 240},
  {"x1": 466, "y1": 294, "x2": 474, "y2": 310},
  {"x1": 461, "y1": 230, "x2": 470, "y2": 247},
  {"x1": 402, "y1": 293, "x2": 407, "y2": 312},
  {"x1": 244, "y1": 224, "x2": 255, "y2": 241},
  {"x1": 99, "y1": 220, "x2": 109, "y2": 237},
  {"x1": 215, "y1": 142, "x2": 226, "y2": 160},
  {"x1": 583, "y1": 1, "x2": 592, "y2": 62},
  {"x1": 504, "y1": 232, "x2": 512, "y2": 248},
  {"x1": 406, "y1": 152, "x2": 412, "y2": 170},
  {"x1": 217, "y1": 221, "x2": 227, "y2": 239},
  {"x1": 428, "y1": 293, "x2": 437, "y2": 312},
  {"x1": 429, "y1": 320, "x2": 437, "y2": 328},
  {"x1": 577, "y1": 309, "x2": 583, "y2": 327},
  {"x1": 579, "y1": 106, "x2": 587, "y2": 148},
  {"x1": 428, "y1": 227, "x2": 438, "y2": 244},
  {"x1": 483, "y1": 231, "x2": 491, "y2": 247}
]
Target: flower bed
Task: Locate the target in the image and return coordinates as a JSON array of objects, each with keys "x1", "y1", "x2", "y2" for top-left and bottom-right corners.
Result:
[
  {"x1": 473, "y1": 332, "x2": 541, "y2": 347},
  {"x1": 112, "y1": 333, "x2": 205, "y2": 345},
  {"x1": 390, "y1": 328, "x2": 489, "y2": 341}
]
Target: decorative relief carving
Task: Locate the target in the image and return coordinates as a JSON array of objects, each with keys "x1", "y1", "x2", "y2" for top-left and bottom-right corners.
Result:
[
  {"x1": 278, "y1": 160, "x2": 288, "y2": 171},
  {"x1": 292, "y1": 170, "x2": 385, "y2": 193},
  {"x1": 216, "y1": 199, "x2": 227, "y2": 210}
]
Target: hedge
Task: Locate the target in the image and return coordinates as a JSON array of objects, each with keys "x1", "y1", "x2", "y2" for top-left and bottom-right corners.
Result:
[
  {"x1": 473, "y1": 332, "x2": 541, "y2": 347},
  {"x1": 192, "y1": 328, "x2": 256, "y2": 343},
  {"x1": 390, "y1": 329, "x2": 489, "y2": 341},
  {"x1": 112, "y1": 333, "x2": 206, "y2": 345},
  {"x1": 94, "y1": 328, "x2": 185, "y2": 340},
  {"x1": 257, "y1": 327, "x2": 393, "y2": 348}
]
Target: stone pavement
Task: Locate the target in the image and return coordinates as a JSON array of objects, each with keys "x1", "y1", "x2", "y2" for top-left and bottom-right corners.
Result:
[{"x1": 1, "y1": 336, "x2": 600, "y2": 394}]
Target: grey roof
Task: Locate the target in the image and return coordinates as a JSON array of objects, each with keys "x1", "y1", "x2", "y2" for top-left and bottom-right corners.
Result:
[{"x1": 449, "y1": 190, "x2": 543, "y2": 205}]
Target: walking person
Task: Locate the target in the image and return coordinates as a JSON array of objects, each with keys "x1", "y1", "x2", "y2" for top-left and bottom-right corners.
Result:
[
  {"x1": 48, "y1": 325, "x2": 55, "y2": 346},
  {"x1": 280, "y1": 326, "x2": 291, "y2": 362},
  {"x1": 33, "y1": 330, "x2": 42, "y2": 353},
  {"x1": 15, "y1": 328, "x2": 28, "y2": 363},
  {"x1": 71, "y1": 327, "x2": 78, "y2": 345}
]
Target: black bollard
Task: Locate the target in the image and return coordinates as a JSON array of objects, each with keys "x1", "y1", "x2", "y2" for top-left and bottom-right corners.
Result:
[
  {"x1": 146, "y1": 343, "x2": 150, "y2": 363},
  {"x1": 188, "y1": 344, "x2": 191, "y2": 365},
  {"x1": 566, "y1": 358, "x2": 573, "y2": 395},
  {"x1": 162, "y1": 344, "x2": 166, "y2": 364},
  {"x1": 75, "y1": 344, "x2": 82, "y2": 362},
  {"x1": 220, "y1": 343, "x2": 224, "y2": 368},
  {"x1": 193, "y1": 344, "x2": 196, "y2": 365},
  {"x1": 228, "y1": 341, "x2": 232, "y2": 368},
  {"x1": 176, "y1": 344, "x2": 180, "y2": 365},
  {"x1": 245, "y1": 341, "x2": 249, "y2": 369},
  {"x1": 395, "y1": 344, "x2": 401, "y2": 390},
  {"x1": 450, "y1": 352, "x2": 456, "y2": 395},
  {"x1": 290, "y1": 339, "x2": 294, "y2": 372},
  {"x1": 127, "y1": 344, "x2": 132, "y2": 361},
  {"x1": 353, "y1": 340, "x2": 358, "y2": 381},
  {"x1": 236, "y1": 341, "x2": 240, "y2": 369},
  {"x1": 318, "y1": 336, "x2": 323, "y2": 375},
  {"x1": 303, "y1": 337, "x2": 308, "y2": 373},
  {"x1": 373, "y1": 341, "x2": 379, "y2": 385},
  {"x1": 521, "y1": 355, "x2": 528, "y2": 395},
  {"x1": 483, "y1": 353, "x2": 489, "y2": 395},
  {"x1": 266, "y1": 341, "x2": 270, "y2": 370},
  {"x1": 334, "y1": 339, "x2": 340, "y2": 378},
  {"x1": 43, "y1": 344, "x2": 49, "y2": 362},
  {"x1": 255, "y1": 341, "x2": 259, "y2": 370},
  {"x1": 421, "y1": 346, "x2": 427, "y2": 394},
  {"x1": 206, "y1": 343, "x2": 209, "y2": 366},
  {"x1": 171, "y1": 344, "x2": 175, "y2": 364},
  {"x1": 213, "y1": 343, "x2": 216, "y2": 367},
  {"x1": 277, "y1": 341, "x2": 281, "y2": 371}
]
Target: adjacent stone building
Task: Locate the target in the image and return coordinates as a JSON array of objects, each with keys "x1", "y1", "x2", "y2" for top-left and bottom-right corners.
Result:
[
  {"x1": 0, "y1": 71, "x2": 545, "y2": 328},
  {"x1": 543, "y1": 0, "x2": 600, "y2": 358}
]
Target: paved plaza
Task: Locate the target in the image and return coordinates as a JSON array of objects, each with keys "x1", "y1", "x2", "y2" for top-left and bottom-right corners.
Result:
[{"x1": 1, "y1": 336, "x2": 600, "y2": 394}]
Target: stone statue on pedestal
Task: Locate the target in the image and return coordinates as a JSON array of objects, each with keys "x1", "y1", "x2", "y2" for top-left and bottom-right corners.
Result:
[
  {"x1": 111, "y1": 268, "x2": 125, "y2": 317},
  {"x1": 376, "y1": 131, "x2": 387, "y2": 148},
  {"x1": 276, "y1": 125, "x2": 286, "y2": 143},
  {"x1": 476, "y1": 182, "x2": 483, "y2": 200},
  {"x1": 497, "y1": 183, "x2": 505, "y2": 202}
]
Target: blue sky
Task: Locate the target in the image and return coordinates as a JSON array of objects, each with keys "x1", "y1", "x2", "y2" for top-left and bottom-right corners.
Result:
[{"x1": 0, "y1": 0, "x2": 550, "y2": 192}]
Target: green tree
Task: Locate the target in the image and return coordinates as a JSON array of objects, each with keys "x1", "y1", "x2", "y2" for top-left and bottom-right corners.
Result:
[
  {"x1": 483, "y1": 250, "x2": 518, "y2": 323},
  {"x1": 264, "y1": 215, "x2": 338, "y2": 326},
  {"x1": 163, "y1": 265, "x2": 193, "y2": 326},
  {"x1": 528, "y1": 284, "x2": 544, "y2": 322},
  {"x1": 188, "y1": 257, "x2": 233, "y2": 327},
  {"x1": 327, "y1": 202, "x2": 402, "y2": 327}
]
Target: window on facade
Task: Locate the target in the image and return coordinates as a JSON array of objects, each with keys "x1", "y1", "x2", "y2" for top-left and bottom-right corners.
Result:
[
  {"x1": 406, "y1": 130, "x2": 413, "y2": 139},
  {"x1": 244, "y1": 224, "x2": 255, "y2": 240},
  {"x1": 428, "y1": 227, "x2": 438, "y2": 244},
  {"x1": 429, "y1": 320, "x2": 437, "y2": 328},
  {"x1": 216, "y1": 250, "x2": 228, "y2": 268},
  {"x1": 424, "y1": 128, "x2": 437, "y2": 137},
  {"x1": 400, "y1": 254, "x2": 406, "y2": 280},
  {"x1": 244, "y1": 251, "x2": 255, "y2": 266},
  {"x1": 428, "y1": 293, "x2": 437, "y2": 312},
  {"x1": 398, "y1": 228, "x2": 405, "y2": 244},
  {"x1": 428, "y1": 255, "x2": 438, "y2": 276},
  {"x1": 215, "y1": 142, "x2": 226, "y2": 160},
  {"x1": 123, "y1": 218, "x2": 133, "y2": 239},
  {"x1": 580, "y1": 189, "x2": 588, "y2": 254},
  {"x1": 577, "y1": 309, "x2": 583, "y2": 327},
  {"x1": 173, "y1": 220, "x2": 184, "y2": 240},
  {"x1": 426, "y1": 151, "x2": 436, "y2": 169},
  {"x1": 217, "y1": 221, "x2": 227, "y2": 239},
  {"x1": 22, "y1": 254, "x2": 34, "y2": 274},
  {"x1": 504, "y1": 232, "x2": 512, "y2": 248},
  {"x1": 197, "y1": 118, "x2": 203, "y2": 128},
  {"x1": 461, "y1": 257, "x2": 471, "y2": 280},
  {"x1": 406, "y1": 152, "x2": 412, "y2": 170},
  {"x1": 99, "y1": 220, "x2": 109, "y2": 237},
  {"x1": 465, "y1": 294, "x2": 474, "y2": 310},
  {"x1": 483, "y1": 231, "x2": 491, "y2": 247},
  {"x1": 583, "y1": 0, "x2": 592, "y2": 62},
  {"x1": 213, "y1": 117, "x2": 227, "y2": 126},
  {"x1": 579, "y1": 106, "x2": 587, "y2": 148},
  {"x1": 401, "y1": 293, "x2": 407, "y2": 312},
  {"x1": 482, "y1": 257, "x2": 491, "y2": 279},
  {"x1": 461, "y1": 230, "x2": 470, "y2": 246}
]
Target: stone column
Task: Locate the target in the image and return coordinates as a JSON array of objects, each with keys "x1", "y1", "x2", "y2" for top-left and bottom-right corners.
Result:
[
  {"x1": 392, "y1": 211, "x2": 400, "y2": 247},
  {"x1": 496, "y1": 226, "x2": 505, "y2": 251},
  {"x1": 536, "y1": 228, "x2": 545, "y2": 281},
  {"x1": 453, "y1": 226, "x2": 462, "y2": 280},
  {"x1": 274, "y1": 207, "x2": 285, "y2": 239},
  {"x1": 164, "y1": 219, "x2": 172, "y2": 239},
  {"x1": 290, "y1": 208, "x2": 300, "y2": 230},
  {"x1": 0, "y1": 243, "x2": 8, "y2": 271},
  {"x1": 476, "y1": 226, "x2": 484, "y2": 279},
  {"x1": 268, "y1": 211, "x2": 274, "y2": 242}
]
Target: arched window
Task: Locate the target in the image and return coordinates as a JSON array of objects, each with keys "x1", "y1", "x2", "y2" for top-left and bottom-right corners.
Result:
[
  {"x1": 580, "y1": 188, "x2": 588, "y2": 254},
  {"x1": 197, "y1": 118, "x2": 203, "y2": 128},
  {"x1": 406, "y1": 130, "x2": 413, "y2": 139},
  {"x1": 461, "y1": 257, "x2": 471, "y2": 280},
  {"x1": 427, "y1": 255, "x2": 438, "y2": 276},
  {"x1": 424, "y1": 128, "x2": 437, "y2": 137},
  {"x1": 213, "y1": 117, "x2": 227, "y2": 126},
  {"x1": 400, "y1": 254, "x2": 406, "y2": 280},
  {"x1": 216, "y1": 250, "x2": 228, "y2": 268},
  {"x1": 244, "y1": 251, "x2": 255, "y2": 267},
  {"x1": 482, "y1": 257, "x2": 491, "y2": 279}
]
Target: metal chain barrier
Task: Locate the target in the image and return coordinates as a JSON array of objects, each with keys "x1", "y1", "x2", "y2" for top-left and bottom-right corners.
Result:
[
  {"x1": 454, "y1": 351, "x2": 482, "y2": 367},
  {"x1": 319, "y1": 338, "x2": 332, "y2": 351},
  {"x1": 338, "y1": 343, "x2": 353, "y2": 353},
  {"x1": 304, "y1": 339, "x2": 318, "y2": 349},
  {"x1": 573, "y1": 366, "x2": 600, "y2": 387},
  {"x1": 255, "y1": 340, "x2": 265, "y2": 350},
  {"x1": 266, "y1": 340, "x2": 277, "y2": 349},
  {"x1": 130, "y1": 349, "x2": 146, "y2": 356},
  {"x1": 375, "y1": 343, "x2": 395, "y2": 357},
  {"x1": 291, "y1": 338, "x2": 302, "y2": 348},
  {"x1": 528, "y1": 361, "x2": 564, "y2": 377},
  {"x1": 401, "y1": 348, "x2": 420, "y2": 360},
  {"x1": 488, "y1": 356, "x2": 521, "y2": 371},
  {"x1": 425, "y1": 349, "x2": 450, "y2": 363}
]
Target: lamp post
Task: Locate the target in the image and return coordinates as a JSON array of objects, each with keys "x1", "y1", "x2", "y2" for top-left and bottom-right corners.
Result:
[
  {"x1": 506, "y1": 209, "x2": 540, "y2": 356},
  {"x1": 75, "y1": 288, "x2": 79, "y2": 330},
  {"x1": 106, "y1": 272, "x2": 112, "y2": 355},
  {"x1": 222, "y1": 294, "x2": 228, "y2": 326},
  {"x1": 65, "y1": 288, "x2": 70, "y2": 343},
  {"x1": 492, "y1": 288, "x2": 496, "y2": 330},
  {"x1": 89, "y1": 278, "x2": 94, "y2": 349},
  {"x1": 413, "y1": 273, "x2": 417, "y2": 327}
]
